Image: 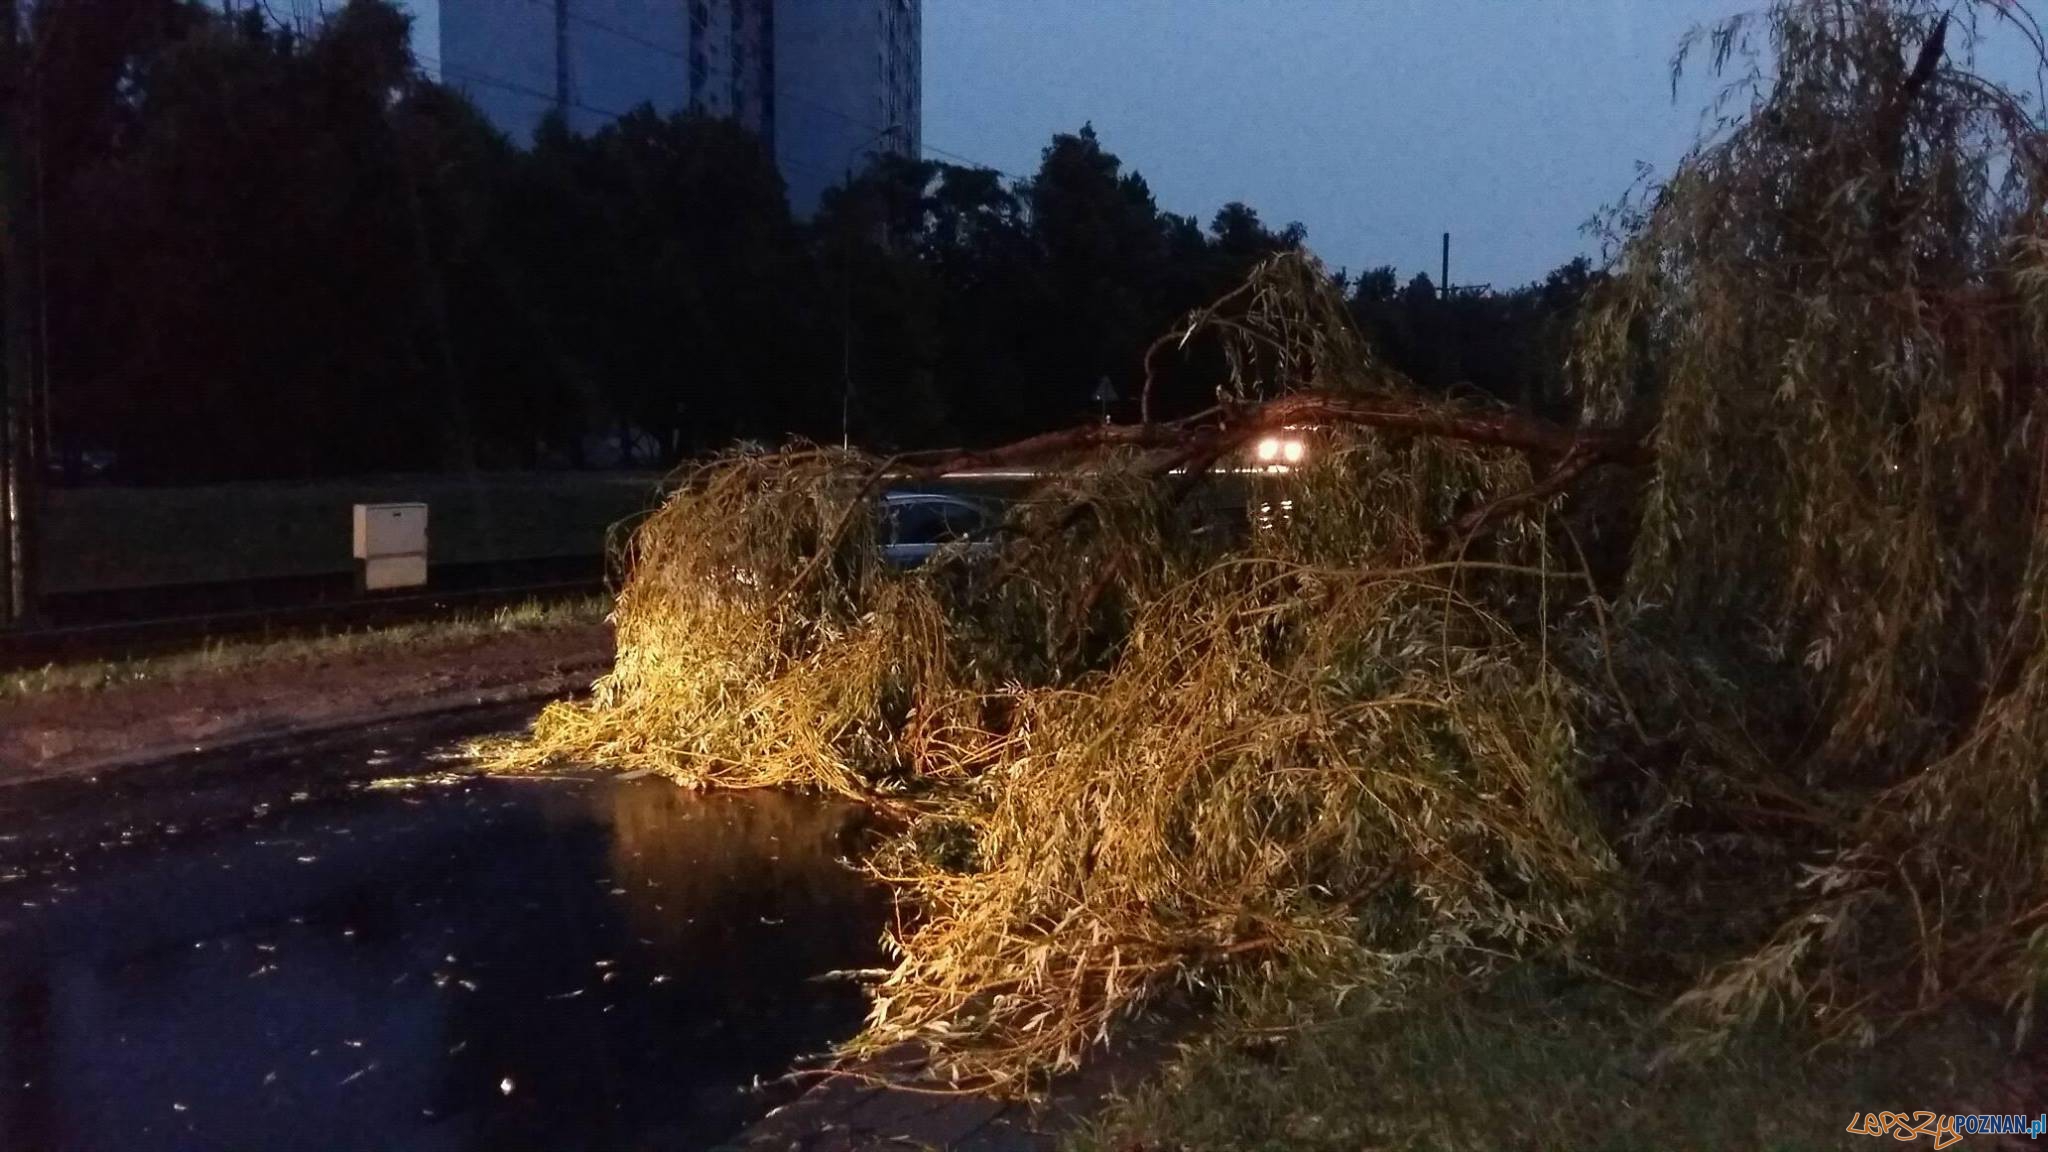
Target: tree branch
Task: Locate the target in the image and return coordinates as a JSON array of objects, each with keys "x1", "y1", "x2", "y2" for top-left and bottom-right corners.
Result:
[
  {"x1": 1445, "y1": 444, "x2": 1604, "y2": 546},
  {"x1": 893, "y1": 389, "x2": 1649, "y2": 482}
]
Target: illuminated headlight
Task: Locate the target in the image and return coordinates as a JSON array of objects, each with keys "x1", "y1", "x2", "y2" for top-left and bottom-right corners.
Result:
[{"x1": 1254, "y1": 436, "x2": 1305, "y2": 467}]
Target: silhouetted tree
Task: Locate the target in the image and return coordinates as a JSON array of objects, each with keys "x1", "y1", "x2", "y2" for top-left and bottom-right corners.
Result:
[{"x1": 29, "y1": 4, "x2": 1603, "y2": 481}]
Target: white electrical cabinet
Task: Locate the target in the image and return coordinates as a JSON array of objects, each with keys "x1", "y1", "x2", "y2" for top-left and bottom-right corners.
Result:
[{"x1": 352, "y1": 502, "x2": 429, "y2": 591}]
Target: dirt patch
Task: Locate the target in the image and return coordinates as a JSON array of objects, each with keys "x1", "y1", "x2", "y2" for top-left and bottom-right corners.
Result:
[{"x1": 0, "y1": 623, "x2": 611, "y2": 784}]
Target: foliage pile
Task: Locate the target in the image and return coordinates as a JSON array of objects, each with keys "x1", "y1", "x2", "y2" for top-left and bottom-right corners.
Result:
[
  {"x1": 480, "y1": 363, "x2": 1618, "y2": 1085},
  {"x1": 482, "y1": 452, "x2": 949, "y2": 798},
  {"x1": 855, "y1": 445, "x2": 1618, "y2": 1084},
  {"x1": 486, "y1": 0, "x2": 2048, "y2": 1091}
]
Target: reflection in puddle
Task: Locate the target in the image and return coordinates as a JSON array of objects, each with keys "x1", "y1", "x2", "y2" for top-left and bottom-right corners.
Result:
[{"x1": 0, "y1": 777, "x2": 884, "y2": 1151}]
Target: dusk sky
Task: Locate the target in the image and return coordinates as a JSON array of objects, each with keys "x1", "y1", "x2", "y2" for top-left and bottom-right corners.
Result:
[
  {"x1": 388, "y1": 1, "x2": 2036, "y2": 289},
  {"x1": 924, "y1": 0, "x2": 1753, "y2": 288}
]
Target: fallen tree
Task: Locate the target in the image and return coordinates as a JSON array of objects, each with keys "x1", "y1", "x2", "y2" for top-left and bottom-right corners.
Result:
[
  {"x1": 478, "y1": 0, "x2": 2048, "y2": 1091},
  {"x1": 477, "y1": 339, "x2": 1624, "y2": 1085}
]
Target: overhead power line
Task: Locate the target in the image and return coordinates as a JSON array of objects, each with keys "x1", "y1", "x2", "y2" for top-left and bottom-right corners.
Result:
[{"x1": 415, "y1": 52, "x2": 623, "y2": 125}]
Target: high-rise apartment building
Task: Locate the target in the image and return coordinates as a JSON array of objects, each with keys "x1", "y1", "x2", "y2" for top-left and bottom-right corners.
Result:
[{"x1": 434, "y1": 0, "x2": 921, "y2": 214}]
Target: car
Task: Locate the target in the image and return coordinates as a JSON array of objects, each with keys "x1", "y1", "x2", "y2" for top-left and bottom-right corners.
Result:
[{"x1": 879, "y1": 491, "x2": 1000, "y2": 568}]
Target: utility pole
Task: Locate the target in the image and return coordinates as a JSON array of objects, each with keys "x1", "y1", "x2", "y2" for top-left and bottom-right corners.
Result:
[
  {"x1": 0, "y1": 0, "x2": 35, "y2": 627},
  {"x1": 1440, "y1": 232, "x2": 1450, "y2": 299}
]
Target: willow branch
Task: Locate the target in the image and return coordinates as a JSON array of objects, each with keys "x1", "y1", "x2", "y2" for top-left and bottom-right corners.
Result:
[{"x1": 895, "y1": 390, "x2": 1646, "y2": 483}]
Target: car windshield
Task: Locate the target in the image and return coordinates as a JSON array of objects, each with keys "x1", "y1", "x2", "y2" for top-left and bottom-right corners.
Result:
[{"x1": 890, "y1": 500, "x2": 982, "y2": 546}]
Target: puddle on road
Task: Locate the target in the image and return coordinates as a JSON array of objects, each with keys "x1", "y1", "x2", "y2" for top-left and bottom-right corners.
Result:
[{"x1": 0, "y1": 772, "x2": 885, "y2": 1151}]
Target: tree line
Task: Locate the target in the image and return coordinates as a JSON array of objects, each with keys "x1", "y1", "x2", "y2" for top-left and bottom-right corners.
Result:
[{"x1": 30, "y1": 0, "x2": 1596, "y2": 483}]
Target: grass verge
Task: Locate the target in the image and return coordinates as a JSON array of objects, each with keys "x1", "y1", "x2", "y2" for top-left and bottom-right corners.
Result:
[
  {"x1": 1, "y1": 596, "x2": 608, "y2": 699},
  {"x1": 1069, "y1": 973, "x2": 2013, "y2": 1152}
]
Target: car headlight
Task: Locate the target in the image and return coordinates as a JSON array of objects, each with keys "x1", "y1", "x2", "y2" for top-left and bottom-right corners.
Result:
[{"x1": 1254, "y1": 436, "x2": 1305, "y2": 467}]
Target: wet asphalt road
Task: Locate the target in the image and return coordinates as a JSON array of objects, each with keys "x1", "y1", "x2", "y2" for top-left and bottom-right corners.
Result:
[{"x1": 0, "y1": 706, "x2": 885, "y2": 1151}]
